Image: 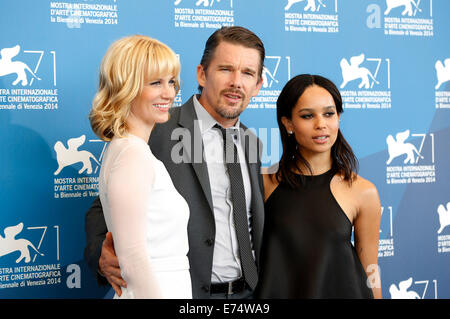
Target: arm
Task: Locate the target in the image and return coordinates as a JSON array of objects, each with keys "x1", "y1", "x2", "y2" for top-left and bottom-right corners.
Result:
[
  {"x1": 85, "y1": 196, "x2": 127, "y2": 294},
  {"x1": 106, "y1": 143, "x2": 161, "y2": 298},
  {"x1": 353, "y1": 178, "x2": 382, "y2": 299},
  {"x1": 84, "y1": 196, "x2": 108, "y2": 285}
]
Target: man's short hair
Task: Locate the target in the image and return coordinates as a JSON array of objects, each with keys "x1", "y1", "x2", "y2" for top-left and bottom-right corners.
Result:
[{"x1": 198, "y1": 26, "x2": 265, "y2": 93}]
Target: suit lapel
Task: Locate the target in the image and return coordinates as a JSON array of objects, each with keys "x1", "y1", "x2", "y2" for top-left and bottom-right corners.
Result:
[
  {"x1": 178, "y1": 98, "x2": 264, "y2": 262},
  {"x1": 178, "y1": 97, "x2": 214, "y2": 213}
]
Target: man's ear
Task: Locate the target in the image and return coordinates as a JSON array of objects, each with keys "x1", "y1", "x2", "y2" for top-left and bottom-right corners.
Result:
[
  {"x1": 252, "y1": 75, "x2": 264, "y2": 97},
  {"x1": 197, "y1": 64, "x2": 206, "y2": 88}
]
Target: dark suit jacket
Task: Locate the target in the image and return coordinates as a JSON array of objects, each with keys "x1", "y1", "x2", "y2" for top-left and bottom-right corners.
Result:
[{"x1": 84, "y1": 95, "x2": 265, "y2": 298}]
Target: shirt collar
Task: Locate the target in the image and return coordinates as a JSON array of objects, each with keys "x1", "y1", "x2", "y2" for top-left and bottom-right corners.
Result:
[{"x1": 193, "y1": 95, "x2": 241, "y2": 135}]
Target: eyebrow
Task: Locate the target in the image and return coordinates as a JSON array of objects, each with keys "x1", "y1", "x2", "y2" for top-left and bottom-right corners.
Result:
[
  {"x1": 147, "y1": 75, "x2": 176, "y2": 81},
  {"x1": 217, "y1": 64, "x2": 257, "y2": 74},
  {"x1": 297, "y1": 106, "x2": 336, "y2": 112}
]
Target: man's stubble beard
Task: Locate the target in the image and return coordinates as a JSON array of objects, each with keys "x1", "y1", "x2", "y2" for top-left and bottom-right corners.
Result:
[
  {"x1": 215, "y1": 90, "x2": 247, "y2": 120},
  {"x1": 215, "y1": 103, "x2": 245, "y2": 119}
]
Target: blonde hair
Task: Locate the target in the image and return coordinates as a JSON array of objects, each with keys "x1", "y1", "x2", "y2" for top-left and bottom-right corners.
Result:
[{"x1": 89, "y1": 35, "x2": 180, "y2": 141}]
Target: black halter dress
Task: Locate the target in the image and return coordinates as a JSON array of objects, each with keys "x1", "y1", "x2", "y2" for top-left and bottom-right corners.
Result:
[{"x1": 255, "y1": 168, "x2": 373, "y2": 299}]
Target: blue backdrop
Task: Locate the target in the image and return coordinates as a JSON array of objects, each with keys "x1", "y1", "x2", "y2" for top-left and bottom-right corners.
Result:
[{"x1": 1, "y1": 0, "x2": 449, "y2": 299}]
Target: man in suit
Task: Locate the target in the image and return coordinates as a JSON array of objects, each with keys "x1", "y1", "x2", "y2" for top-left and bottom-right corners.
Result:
[{"x1": 84, "y1": 26, "x2": 265, "y2": 299}]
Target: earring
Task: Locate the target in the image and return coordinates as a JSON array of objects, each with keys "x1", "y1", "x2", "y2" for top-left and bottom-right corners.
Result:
[{"x1": 288, "y1": 131, "x2": 293, "y2": 135}]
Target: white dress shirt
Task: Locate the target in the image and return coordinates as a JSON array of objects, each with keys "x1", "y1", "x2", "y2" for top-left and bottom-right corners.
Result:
[{"x1": 193, "y1": 96, "x2": 254, "y2": 284}]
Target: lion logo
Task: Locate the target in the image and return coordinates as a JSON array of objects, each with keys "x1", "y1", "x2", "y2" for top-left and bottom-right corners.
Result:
[
  {"x1": 285, "y1": 0, "x2": 326, "y2": 11},
  {"x1": 389, "y1": 278, "x2": 421, "y2": 299},
  {"x1": 386, "y1": 130, "x2": 423, "y2": 165},
  {"x1": 437, "y1": 202, "x2": 450, "y2": 234},
  {"x1": 262, "y1": 66, "x2": 279, "y2": 89},
  {"x1": 435, "y1": 59, "x2": 450, "y2": 90},
  {"x1": 0, "y1": 45, "x2": 41, "y2": 86},
  {"x1": 340, "y1": 54, "x2": 379, "y2": 89},
  {"x1": 0, "y1": 223, "x2": 44, "y2": 264},
  {"x1": 384, "y1": 0, "x2": 422, "y2": 16},
  {"x1": 54, "y1": 135, "x2": 101, "y2": 175}
]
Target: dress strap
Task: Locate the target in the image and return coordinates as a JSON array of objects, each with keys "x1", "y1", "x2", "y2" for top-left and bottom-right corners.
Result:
[{"x1": 325, "y1": 165, "x2": 339, "y2": 183}]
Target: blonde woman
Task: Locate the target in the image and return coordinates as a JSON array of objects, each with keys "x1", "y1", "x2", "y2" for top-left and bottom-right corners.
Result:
[{"x1": 89, "y1": 35, "x2": 191, "y2": 299}]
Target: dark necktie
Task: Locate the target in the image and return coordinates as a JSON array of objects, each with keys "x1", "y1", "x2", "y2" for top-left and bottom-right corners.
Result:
[{"x1": 215, "y1": 124, "x2": 258, "y2": 290}]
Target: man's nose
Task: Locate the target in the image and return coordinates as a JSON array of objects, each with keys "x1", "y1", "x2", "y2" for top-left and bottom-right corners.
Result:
[{"x1": 229, "y1": 71, "x2": 242, "y2": 88}]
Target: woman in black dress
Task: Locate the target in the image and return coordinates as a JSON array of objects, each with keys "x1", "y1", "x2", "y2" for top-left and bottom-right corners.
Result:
[{"x1": 256, "y1": 74, "x2": 382, "y2": 299}]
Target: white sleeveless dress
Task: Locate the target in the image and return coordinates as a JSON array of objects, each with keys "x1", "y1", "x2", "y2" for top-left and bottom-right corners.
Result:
[{"x1": 99, "y1": 134, "x2": 192, "y2": 299}]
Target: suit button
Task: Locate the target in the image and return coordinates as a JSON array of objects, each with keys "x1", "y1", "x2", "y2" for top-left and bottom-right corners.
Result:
[
  {"x1": 202, "y1": 285, "x2": 210, "y2": 292},
  {"x1": 205, "y1": 238, "x2": 214, "y2": 246}
]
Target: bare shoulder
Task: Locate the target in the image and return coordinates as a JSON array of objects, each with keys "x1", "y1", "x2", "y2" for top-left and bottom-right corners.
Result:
[
  {"x1": 352, "y1": 175, "x2": 378, "y2": 195},
  {"x1": 262, "y1": 173, "x2": 279, "y2": 202},
  {"x1": 352, "y1": 174, "x2": 381, "y2": 214}
]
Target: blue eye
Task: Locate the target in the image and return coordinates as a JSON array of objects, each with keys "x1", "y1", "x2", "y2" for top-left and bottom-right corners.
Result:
[{"x1": 150, "y1": 81, "x2": 161, "y2": 86}]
